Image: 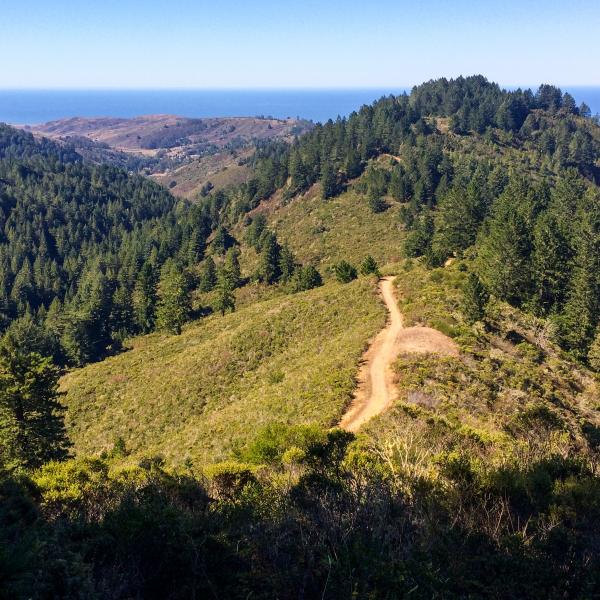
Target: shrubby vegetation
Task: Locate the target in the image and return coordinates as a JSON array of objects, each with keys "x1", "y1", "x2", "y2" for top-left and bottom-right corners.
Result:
[{"x1": 2, "y1": 419, "x2": 600, "y2": 598}]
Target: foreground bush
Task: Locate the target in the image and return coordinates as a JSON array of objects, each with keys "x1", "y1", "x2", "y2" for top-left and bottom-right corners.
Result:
[{"x1": 2, "y1": 424, "x2": 600, "y2": 598}]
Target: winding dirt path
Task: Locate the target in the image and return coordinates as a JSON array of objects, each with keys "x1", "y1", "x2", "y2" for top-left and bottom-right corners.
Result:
[
  {"x1": 340, "y1": 276, "x2": 458, "y2": 432},
  {"x1": 340, "y1": 277, "x2": 403, "y2": 432}
]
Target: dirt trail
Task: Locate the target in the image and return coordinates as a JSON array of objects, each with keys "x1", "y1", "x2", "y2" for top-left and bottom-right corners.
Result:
[{"x1": 340, "y1": 276, "x2": 458, "y2": 432}]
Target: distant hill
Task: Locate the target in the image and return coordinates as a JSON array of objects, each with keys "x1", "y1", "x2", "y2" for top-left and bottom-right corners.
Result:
[{"x1": 23, "y1": 115, "x2": 313, "y2": 197}]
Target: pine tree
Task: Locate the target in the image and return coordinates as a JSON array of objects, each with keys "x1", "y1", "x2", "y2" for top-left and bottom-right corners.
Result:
[
  {"x1": 531, "y1": 210, "x2": 572, "y2": 314},
  {"x1": 288, "y1": 148, "x2": 307, "y2": 193},
  {"x1": 291, "y1": 265, "x2": 323, "y2": 292},
  {"x1": 430, "y1": 187, "x2": 480, "y2": 263},
  {"x1": 279, "y1": 244, "x2": 296, "y2": 283},
  {"x1": 198, "y1": 256, "x2": 217, "y2": 292},
  {"x1": 214, "y1": 273, "x2": 235, "y2": 316},
  {"x1": 109, "y1": 285, "x2": 134, "y2": 343},
  {"x1": 333, "y1": 261, "x2": 357, "y2": 283},
  {"x1": 132, "y1": 263, "x2": 157, "y2": 333},
  {"x1": 368, "y1": 194, "x2": 387, "y2": 213},
  {"x1": 462, "y1": 273, "x2": 489, "y2": 324},
  {"x1": 212, "y1": 226, "x2": 233, "y2": 256},
  {"x1": 155, "y1": 260, "x2": 190, "y2": 335},
  {"x1": 0, "y1": 344, "x2": 69, "y2": 470},
  {"x1": 223, "y1": 247, "x2": 242, "y2": 289},
  {"x1": 345, "y1": 147, "x2": 362, "y2": 179},
  {"x1": 476, "y1": 182, "x2": 533, "y2": 305},
  {"x1": 258, "y1": 232, "x2": 281, "y2": 284},
  {"x1": 321, "y1": 161, "x2": 337, "y2": 200}
]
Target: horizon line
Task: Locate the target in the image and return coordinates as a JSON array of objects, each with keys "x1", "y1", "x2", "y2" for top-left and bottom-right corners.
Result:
[{"x1": 1, "y1": 83, "x2": 599, "y2": 92}]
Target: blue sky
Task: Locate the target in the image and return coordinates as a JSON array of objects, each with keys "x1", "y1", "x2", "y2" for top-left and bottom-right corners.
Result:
[{"x1": 1, "y1": 0, "x2": 599, "y2": 88}]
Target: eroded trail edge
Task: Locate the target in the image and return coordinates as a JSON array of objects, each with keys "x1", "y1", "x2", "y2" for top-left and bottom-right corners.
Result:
[{"x1": 340, "y1": 276, "x2": 403, "y2": 432}]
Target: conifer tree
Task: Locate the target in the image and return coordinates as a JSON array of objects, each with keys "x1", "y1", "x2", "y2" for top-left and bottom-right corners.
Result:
[
  {"x1": 155, "y1": 260, "x2": 190, "y2": 335},
  {"x1": 360, "y1": 256, "x2": 380, "y2": 277},
  {"x1": 223, "y1": 247, "x2": 242, "y2": 289},
  {"x1": 321, "y1": 161, "x2": 337, "y2": 200},
  {"x1": 462, "y1": 272, "x2": 489, "y2": 324},
  {"x1": 476, "y1": 182, "x2": 533, "y2": 305},
  {"x1": 333, "y1": 261, "x2": 357, "y2": 283},
  {"x1": 0, "y1": 344, "x2": 69, "y2": 470},
  {"x1": 214, "y1": 273, "x2": 236, "y2": 316},
  {"x1": 109, "y1": 285, "x2": 134, "y2": 343},
  {"x1": 198, "y1": 256, "x2": 218, "y2": 293},
  {"x1": 132, "y1": 263, "x2": 157, "y2": 333},
  {"x1": 258, "y1": 232, "x2": 281, "y2": 284},
  {"x1": 291, "y1": 265, "x2": 323, "y2": 292},
  {"x1": 279, "y1": 244, "x2": 296, "y2": 283}
]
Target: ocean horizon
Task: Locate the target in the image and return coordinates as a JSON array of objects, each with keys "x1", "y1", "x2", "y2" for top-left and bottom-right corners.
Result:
[{"x1": 0, "y1": 86, "x2": 599, "y2": 126}]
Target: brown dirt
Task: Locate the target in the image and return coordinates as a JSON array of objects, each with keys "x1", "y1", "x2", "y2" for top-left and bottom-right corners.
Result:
[{"x1": 339, "y1": 276, "x2": 458, "y2": 432}]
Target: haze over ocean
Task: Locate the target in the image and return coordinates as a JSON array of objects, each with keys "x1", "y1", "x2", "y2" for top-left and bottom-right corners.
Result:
[{"x1": 1, "y1": 86, "x2": 599, "y2": 126}]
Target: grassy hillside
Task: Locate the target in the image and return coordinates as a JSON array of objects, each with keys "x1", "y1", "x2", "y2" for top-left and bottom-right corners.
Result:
[
  {"x1": 61, "y1": 277, "x2": 384, "y2": 465},
  {"x1": 364, "y1": 259, "x2": 600, "y2": 468},
  {"x1": 262, "y1": 179, "x2": 404, "y2": 270}
]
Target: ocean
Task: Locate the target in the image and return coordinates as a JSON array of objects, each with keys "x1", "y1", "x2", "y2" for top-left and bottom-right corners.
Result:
[{"x1": 0, "y1": 87, "x2": 598, "y2": 126}]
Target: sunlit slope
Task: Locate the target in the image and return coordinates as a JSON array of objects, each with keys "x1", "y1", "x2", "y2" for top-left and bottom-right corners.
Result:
[
  {"x1": 61, "y1": 278, "x2": 384, "y2": 465},
  {"x1": 266, "y1": 184, "x2": 405, "y2": 269}
]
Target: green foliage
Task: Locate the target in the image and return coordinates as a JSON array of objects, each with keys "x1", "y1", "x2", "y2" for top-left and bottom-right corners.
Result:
[
  {"x1": 222, "y1": 247, "x2": 242, "y2": 289},
  {"x1": 360, "y1": 255, "x2": 380, "y2": 276},
  {"x1": 320, "y1": 161, "x2": 338, "y2": 199},
  {"x1": 132, "y1": 262, "x2": 158, "y2": 334},
  {"x1": 257, "y1": 231, "x2": 281, "y2": 284},
  {"x1": 368, "y1": 195, "x2": 388, "y2": 213},
  {"x1": 476, "y1": 180, "x2": 533, "y2": 304},
  {"x1": 198, "y1": 256, "x2": 217, "y2": 292},
  {"x1": 0, "y1": 345, "x2": 68, "y2": 470},
  {"x1": 213, "y1": 272, "x2": 236, "y2": 316},
  {"x1": 155, "y1": 260, "x2": 190, "y2": 335},
  {"x1": 61, "y1": 279, "x2": 384, "y2": 465},
  {"x1": 462, "y1": 272, "x2": 489, "y2": 324},
  {"x1": 278, "y1": 243, "x2": 296, "y2": 283},
  {"x1": 291, "y1": 265, "x2": 322, "y2": 292},
  {"x1": 333, "y1": 260, "x2": 358, "y2": 283}
]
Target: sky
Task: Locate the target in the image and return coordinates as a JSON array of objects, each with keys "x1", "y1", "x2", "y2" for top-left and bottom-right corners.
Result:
[{"x1": 1, "y1": 0, "x2": 599, "y2": 89}]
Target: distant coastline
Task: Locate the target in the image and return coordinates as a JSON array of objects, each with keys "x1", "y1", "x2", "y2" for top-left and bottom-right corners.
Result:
[{"x1": 0, "y1": 86, "x2": 598, "y2": 126}]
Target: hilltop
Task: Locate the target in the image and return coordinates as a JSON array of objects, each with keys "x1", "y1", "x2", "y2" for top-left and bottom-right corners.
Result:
[{"x1": 24, "y1": 114, "x2": 313, "y2": 197}]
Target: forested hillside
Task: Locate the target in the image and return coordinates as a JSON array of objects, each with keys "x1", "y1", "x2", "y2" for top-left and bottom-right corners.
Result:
[{"x1": 2, "y1": 76, "x2": 600, "y2": 598}]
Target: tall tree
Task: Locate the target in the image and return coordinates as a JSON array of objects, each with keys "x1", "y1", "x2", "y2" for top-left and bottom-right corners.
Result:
[
  {"x1": 0, "y1": 345, "x2": 69, "y2": 470},
  {"x1": 321, "y1": 161, "x2": 338, "y2": 200},
  {"x1": 257, "y1": 232, "x2": 281, "y2": 284},
  {"x1": 476, "y1": 182, "x2": 533, "y2": 305},
  {"x1": 198, "y1": 256, "x2": 217, "y2": 293},
  {"x1": 279, "y1": 244, "x2": 296, "y2": 283},
  {"x1": 214, "y1": 273, "x2": 236, "y2": 316},
  {"x1": 223, "y1": 247, "x2": 242, "y2": 289},
  {"x1": 132, "y1": 263, "x2": 157, "y2": 333},
  {"x1": 155, "y1": 260, "x2": 190, "y2": 335}
]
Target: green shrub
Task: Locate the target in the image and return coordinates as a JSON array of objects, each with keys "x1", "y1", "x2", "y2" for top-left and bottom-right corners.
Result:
[{"x1": 333, "y1": 261, "x2": 358, "y2": 283}]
